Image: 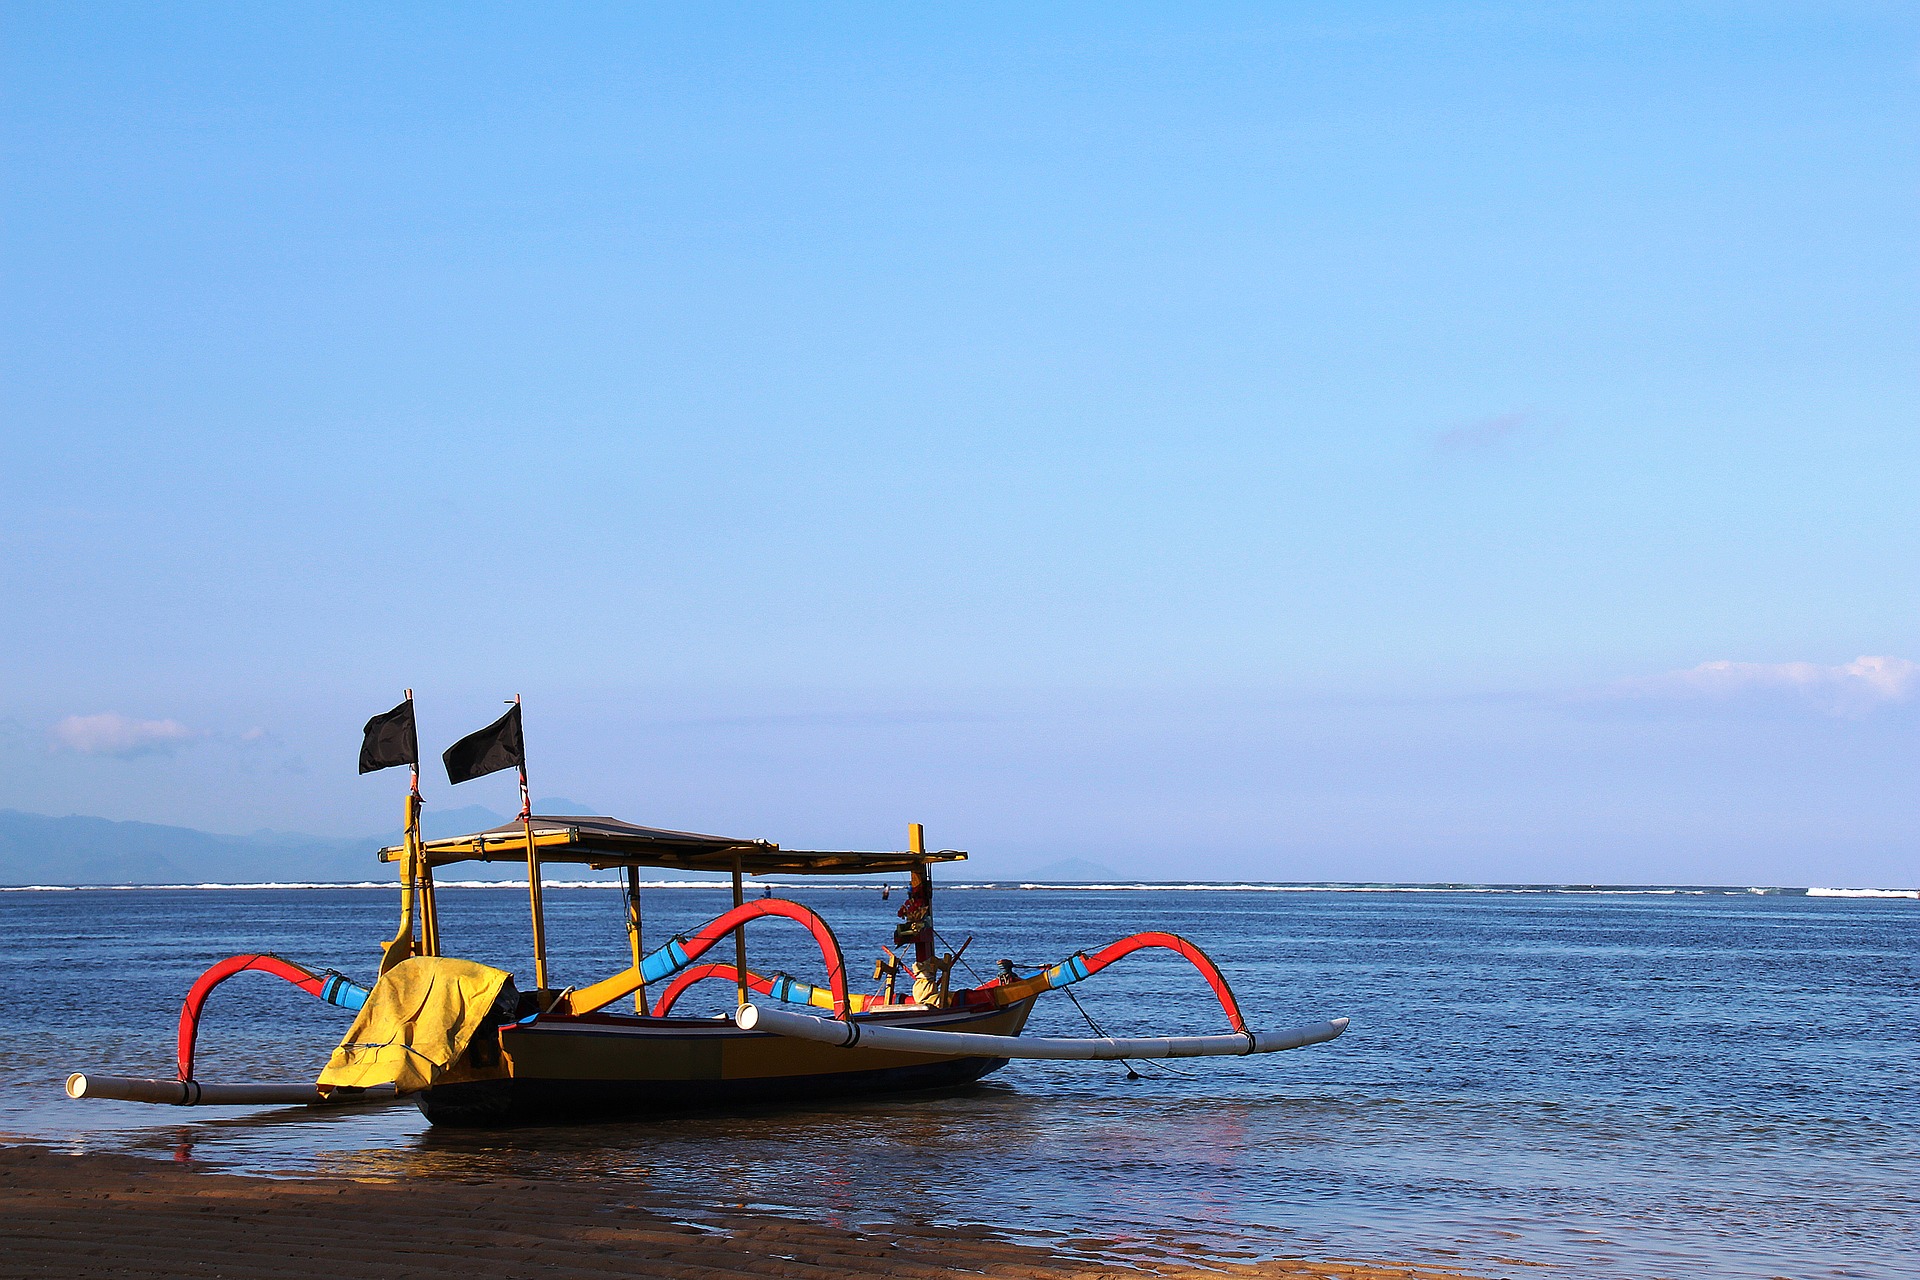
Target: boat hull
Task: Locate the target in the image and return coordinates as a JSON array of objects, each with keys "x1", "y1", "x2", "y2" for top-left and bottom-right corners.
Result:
[{"x1": 418, "y1": 998, "x2": 1035, "y2": 1126}]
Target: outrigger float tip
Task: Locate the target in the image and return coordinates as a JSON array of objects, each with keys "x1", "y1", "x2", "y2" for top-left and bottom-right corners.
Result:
[{"x1": 65, "y1": 1073, "x2": 396, "y2": 1107}]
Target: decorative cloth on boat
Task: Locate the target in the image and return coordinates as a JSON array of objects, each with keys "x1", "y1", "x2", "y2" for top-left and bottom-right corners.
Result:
[
  {"x1": 317, "y1": 956, "x2": 511, "y2": 1094},
  {"x1": 893, "y1": 878, "x2": 931, "y2": 946}
]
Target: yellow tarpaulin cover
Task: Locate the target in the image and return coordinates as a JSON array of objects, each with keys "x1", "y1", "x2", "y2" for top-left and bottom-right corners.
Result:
[{"x1": 318, "y1": 956, "x2": 511, "y2": 1095}]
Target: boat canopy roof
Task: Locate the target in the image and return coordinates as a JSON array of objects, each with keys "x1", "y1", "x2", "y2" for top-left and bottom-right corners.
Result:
[{"x1": 379, "y1": 815, "x2": 966, "y2": 876}]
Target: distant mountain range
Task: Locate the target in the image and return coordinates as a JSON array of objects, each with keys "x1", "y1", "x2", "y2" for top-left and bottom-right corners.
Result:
[
  {"x1": 0, "y1": 801, "x2": 641, "y2": 886},
  {"x1": 1020, "y1": 857, "x2": 1123, "y2": 882},
  {"x1": 0, "y1": 807, "x2": 1123, "y2": 887}
]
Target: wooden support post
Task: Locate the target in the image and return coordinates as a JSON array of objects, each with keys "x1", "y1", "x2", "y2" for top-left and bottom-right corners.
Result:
[
  {"x1": 522, "y1": 801, "x2": 548, "y2": 990},
  {"x1": 419, "y1": 861, "x2": 440, "y2": 956},
  {"x1": 625, "y1": 864, "x2": 646, "y2": 1013},
  {"x1": 408, "y1": 783, "x2": 428, "y2": 955},
  {"x1": 414, "y1": 701, "x2": 439, "y2": 954},
  {"x1": 874, "y1": 953, "x2": 901, "y2": 1004},
  {"x1": 732, "y1": 853, "x2": 748, "y2": 1007}
]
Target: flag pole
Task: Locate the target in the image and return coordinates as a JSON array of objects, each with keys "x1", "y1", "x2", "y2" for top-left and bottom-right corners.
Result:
[
  {"x1": 407, "y1": 690, "x2": 440, "y2": 956},
  {"x1": 405, "y1": 689, "x2": 422, "y2": 959},
  {"x1": 379, "y1": 689, "x2": 422, "y2": 974},
  {"x1": 515, "y1": 694, "x2": 550, "y2": 992}
]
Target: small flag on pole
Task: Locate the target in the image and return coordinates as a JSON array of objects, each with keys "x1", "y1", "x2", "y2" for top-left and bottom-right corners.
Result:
[
  {"x1": 443, "y1": 703, "x2": 524, "y2": 785},
  {"x1": 358, "y1": 699, "x2": 418, "y2": 774}
]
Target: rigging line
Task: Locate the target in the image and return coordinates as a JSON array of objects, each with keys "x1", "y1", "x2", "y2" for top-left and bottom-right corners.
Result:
[
  {"x1": 1055, "y1": 986, "x2": 1193, "y2": 1078},
  {"x1": 932, "y1": 927, "x2": 987, "y2": 985},
  {"x1": 1059, "y1": 984, "x2": 1108, "y2": 1034},
  {"x1": 1060, "y1": 985, "x2": 1144, "y2": 1081},
  {"x1": 1010, "y1": 954, "x2": 1204, "y2": 1078}
]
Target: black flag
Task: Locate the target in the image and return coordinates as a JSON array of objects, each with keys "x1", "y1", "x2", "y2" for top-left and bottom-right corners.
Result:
[
  {"x1": 443, "y1": 703, "x2": 524, "y2": 785},
  {"x1": 358, "y1": 699, "x2": 418, "y2": 774}
]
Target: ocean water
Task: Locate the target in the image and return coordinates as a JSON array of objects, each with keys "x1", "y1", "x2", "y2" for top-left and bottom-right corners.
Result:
[{"x1": 1, "y1": 883, "x2": 1914, "y2": 1279}]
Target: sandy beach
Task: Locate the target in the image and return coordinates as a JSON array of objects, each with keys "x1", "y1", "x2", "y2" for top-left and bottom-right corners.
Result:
[{"x1": 0, "y1": 1143, "x2": 1489, "y2": 1280}]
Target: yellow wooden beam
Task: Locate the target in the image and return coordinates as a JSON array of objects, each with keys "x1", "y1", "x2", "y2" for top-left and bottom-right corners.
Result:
[{"x1": 562, "y1": 965, "x2": 643, "y2": 1017}]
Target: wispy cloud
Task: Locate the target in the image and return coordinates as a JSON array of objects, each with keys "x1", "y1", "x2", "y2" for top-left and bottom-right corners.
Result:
[
  {"x1": 50, "y1": 713, "x2": 202, "y2": 758},
  {"x1": 1433, "y1": 409, "x2": 1538, "y2": 455},
  {"x1": 666, "y1": 708, "x2": 997, "y2": 730},
  {"x1": 1612, "y1": 656, "x2": 1918, "y2": 717}
]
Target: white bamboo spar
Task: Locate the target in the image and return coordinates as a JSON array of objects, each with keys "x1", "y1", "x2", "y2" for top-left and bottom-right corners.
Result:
[
  {"x1": 66, "y1": 1074, "x2": 397, "y2": 1106},
  {"x1": 734, "y1": 1004, "x2": 1349, "y2": 1059}
]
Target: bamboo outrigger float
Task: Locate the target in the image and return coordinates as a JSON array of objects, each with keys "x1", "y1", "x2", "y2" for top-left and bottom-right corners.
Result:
[{"x1": 66, "y1": 694, "x2": 1348, "y2": 1127}]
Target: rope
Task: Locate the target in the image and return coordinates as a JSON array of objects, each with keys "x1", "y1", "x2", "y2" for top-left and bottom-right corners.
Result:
[
  {"x1": 1059, "y1": 985, "x2": 1142, "y2": 1080},
  {"x1": 1000, "y1": 952, "x2": 1204, "y2": 1080},
  {"x1": 932, "y1": 927, "x2": 987, "y2": 985}
]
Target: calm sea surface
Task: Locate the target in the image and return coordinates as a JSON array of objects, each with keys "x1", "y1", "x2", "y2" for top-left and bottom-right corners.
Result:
[{"x1": 1, "y1": 884, "x2": 1914, "y2": 1279}]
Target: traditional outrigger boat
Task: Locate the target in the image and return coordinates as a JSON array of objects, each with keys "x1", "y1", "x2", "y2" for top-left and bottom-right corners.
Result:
[{"x1": 67, "y1": 695, "x2": 1348, "y2": 1126}]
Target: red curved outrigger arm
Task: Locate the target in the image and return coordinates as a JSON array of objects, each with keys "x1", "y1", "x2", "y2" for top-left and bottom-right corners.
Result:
[
  {"x1": 1086, "y1": 932, "x2": 1248, "y2": 1032},
  {"x1": 649, "y1": 963, "x2": 774, "y2": 1017},
  {"x1": 674, "y1": 899, "x2": 851, "y2": 1017},
  {"x1": 991, "y1": 930, "x2": 1250, "y2": 1033},
  {"x1": 646, "y1": 961, "x2": 886, "y2": 1018},
  {"x1": 175, "y1": 954, "x2": 367, "y2": 1081},
  {"x1": 566, "y1": 897, "x2": 854, "y2": 1020},
  {"x1": 177, "y1": 955, "x2": 320, "y2": 1080}
]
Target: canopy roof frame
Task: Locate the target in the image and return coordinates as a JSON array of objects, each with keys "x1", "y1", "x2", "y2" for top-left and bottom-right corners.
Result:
[{"x1": 378, "y1": 815, "x2": 966, "y2": 877}]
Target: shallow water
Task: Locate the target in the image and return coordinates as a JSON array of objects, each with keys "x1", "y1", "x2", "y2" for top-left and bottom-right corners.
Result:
[{"x1": 2, "y1": 884, "x2": 1915, "y2": 1279}]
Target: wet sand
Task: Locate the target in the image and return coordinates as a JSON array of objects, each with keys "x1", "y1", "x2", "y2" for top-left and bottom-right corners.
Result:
[{"x1": 0, "y1": 1143, "x2": 1490, "y2": 1280}]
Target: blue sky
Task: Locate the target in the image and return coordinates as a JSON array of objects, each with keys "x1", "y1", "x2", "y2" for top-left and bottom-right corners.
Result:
[{"x1": 2, "y1": 4, "x2": 1914, "y2": 883}]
